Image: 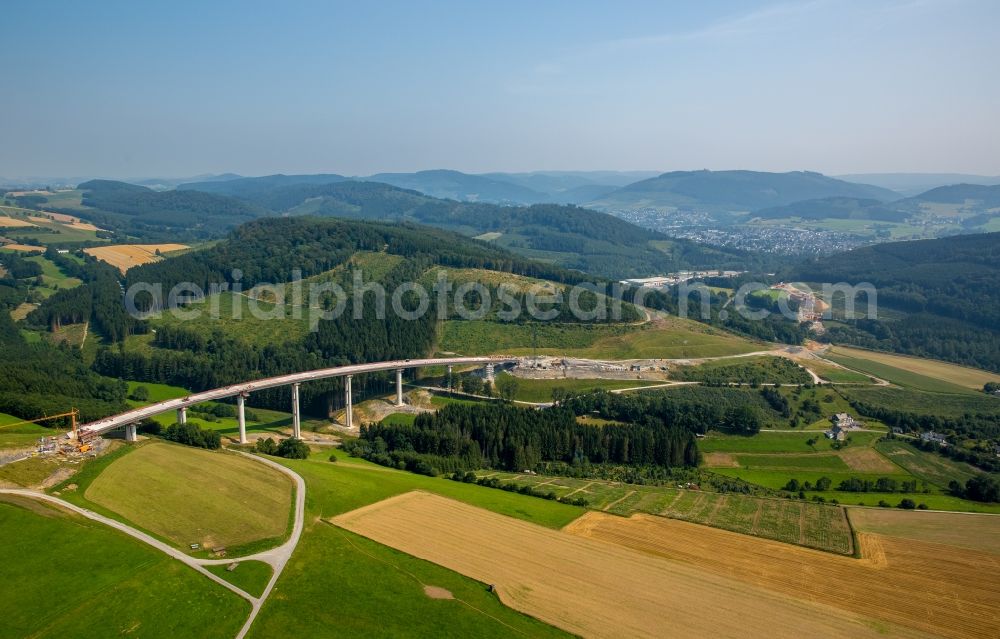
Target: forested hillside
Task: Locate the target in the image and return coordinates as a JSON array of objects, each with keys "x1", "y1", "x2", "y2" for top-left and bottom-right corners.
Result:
[
  {"x1": 0, "y1": 311, "x2": 126, "y2": 423},
  {"x1": 74, "y1": 179, "x2": 267, "y2": 238},
  {"x1": 792, "y1": 232, "x2": 1000, "y2": 371},
  {"x1": 95, "y1": 217, "x2": 638, "y2": 415},
  {"x1": 181, "y1": 179, "x2": 751, "y2": 279}
]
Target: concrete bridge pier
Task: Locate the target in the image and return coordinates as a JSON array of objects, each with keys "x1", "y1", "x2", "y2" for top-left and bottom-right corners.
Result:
[
  {"x1": 447, "y1": 365, "x2": 453, "y2": 392},
  {"x1": 395, "y1": 369, "x2": 404, "y2": 406},
  {"x1": 176, "y1": 407, "x2": 187, "y2": 424},
  {"x1": 124, "y1": 423, "x2": 137, "y2": 442},
  {"x1": 345, "y1": 375, "x2": 353, "y2": 430},
  {"x1": 291, "y1": 383, "x2": 301, "y2": 439},
  {"x1": 237, "y1": 392, "x2": 248, "y2": 444}
]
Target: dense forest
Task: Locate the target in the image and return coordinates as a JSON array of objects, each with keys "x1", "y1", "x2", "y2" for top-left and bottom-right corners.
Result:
[
  {"x1": 0, "y1": 311, "x2": 126, "y2": 423},
  {"x1": 792, "y1": 232, "x2": 1000, "y2": 371},
  {"x1": 348, "y1": 401, "x2": 699, "y2": 475}
]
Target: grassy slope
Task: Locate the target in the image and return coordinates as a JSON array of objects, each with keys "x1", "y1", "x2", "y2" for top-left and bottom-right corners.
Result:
[
  {"x1": 441, "y1": 315, "x2": 762, "y2": 359},
  {"x1": 505, "y1": 376, "x2": 664, "y2": 403},
  {"x1": 248, "y1": 451, "x2": 579, "y2": 638},
  {"x1": 875, "y1": 439, "x2": 982, "y2": 489},
  {"x1": 0, "y1": 411, "x2": 65, "y2": 449},
  {"x1": 824, "y1": 350, "x2": 985, "y2": 394},
  {"x1": 828, "y1": 345, "x2": 1000, "y2": 390},
  {"x1": 0, "y1": 496, "x2": 248, "y2": 639},
  {"x1": 84, "y1": 441, "x2": 294, "y2": 552}
]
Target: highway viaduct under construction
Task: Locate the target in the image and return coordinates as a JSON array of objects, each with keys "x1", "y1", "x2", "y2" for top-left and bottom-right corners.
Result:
[{"x1": 76, "y1": 356, "x2": 514, "y2": 443}]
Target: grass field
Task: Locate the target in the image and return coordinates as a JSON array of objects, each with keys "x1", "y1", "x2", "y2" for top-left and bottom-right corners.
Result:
[
  {"x1": 85, "y1": 442, "x2": 293, "y2": 552},
  {"x1": 569, "y1": 510, "x2": 1000, "y2": 639},
  {"x1": 0, "y1": 411, "x2": 65, "y2": 449},
  {"x1": 481, "y1": 471, "x2": 853, "y2": 554},
  {"x1": 440, "y1": 314, "x2": 762, "y2": 359},
  {"x1": 827, "y1": 345, "x2": 1000, "y2": 390},
  {"x1": 840, "y1": 385, "x2": 1000, "y2": 418},
  {"x1": 84, "y1": 243, "x2": 188, "y2": 272},
  {"x1": 804, "y1": 356, "x2": 875, "y2": 383},
  {"x1": 875, "y1": 439, "x2": 982, "y2": 489},
  {"x1": 699, "y1": 430, "x2": 883, "y2": 454},
  {"x1": 0, "y1": 495, "x2": 248, "y2": 638},
  {"x1": 825, "y1": 348, "x2": 989, "y2": 394},
  {"x1": 206, "y1": 560, "x2": 273, "y2": 598},
  {"x1": 24, "y1": 254, "x2": 83, "y2": 297},
  {"x1": 332, "y1": 491, "x2": 884, "y2": 639}
]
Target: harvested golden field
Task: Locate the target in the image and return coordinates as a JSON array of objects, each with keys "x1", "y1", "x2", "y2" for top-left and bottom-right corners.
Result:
[
  {"x1": 838, "y1": 446, "x2": 901, "y2": 472},
  {"x1": 0, "y1": 243, "x2": 45, "y2": 253},
  {"x1": 0, "y1": 215, "x2": 37, "y2": 228},
  {"x1": 567, "y1": 511, "x2": 1000, "y2": 639},
  {"x1": 83, "y1": 243, "x2": 188, "y2": 272},
  {"x1": 848, "y1": 507, "x2": 1000, "y2": 555},
  {"x1": 332, "y1": 491, "x2": 898, "y2": 639},
  {"x1": 703, "y1": 451, "x2": 739, "y2": 467},
  {"x1": 36, "y1": 211, "x2": 100, "y2": 230},
  {"x1": 829, "y1": 345, "x2": 1000, "y2": 389}
]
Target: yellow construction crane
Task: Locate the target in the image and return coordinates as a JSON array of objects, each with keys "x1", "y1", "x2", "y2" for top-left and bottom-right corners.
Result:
[{"x1": 0, "y1": 409, "x2": 79, "y2": 438}]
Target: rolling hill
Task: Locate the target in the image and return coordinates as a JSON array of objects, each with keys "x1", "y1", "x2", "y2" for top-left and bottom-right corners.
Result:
[
  {"x1": 76, "y1": 179, "x2": 268, "y2": 237},
  {"x1": 588, "y1": 170, "x2": 900, "y2": 212},
  {"x1": 791, "y1": 231, "x2": 1000, "y2": 371},
  {"x1": 754, "y1": 197, "x2": 910, "y2": 222},
  {"x1": 182, "y1": 179, "x2": 752, "y2": 279},
  {"x1": 364, "y1": 170, "x2": 547, "y2": 204}
]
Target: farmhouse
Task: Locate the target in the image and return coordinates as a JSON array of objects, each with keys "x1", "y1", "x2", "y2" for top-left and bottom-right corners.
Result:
[
  {"x1": 825, "y1": 413, "x2": 862, "y2": 440},
  {"x1": 920, "y1": 431, "x2": 948, "y2": 445}
]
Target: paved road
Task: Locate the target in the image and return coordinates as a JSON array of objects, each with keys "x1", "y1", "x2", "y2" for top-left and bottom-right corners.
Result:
[{"x1": 0, "y1": 451, "x2": 306, "y2": 639}]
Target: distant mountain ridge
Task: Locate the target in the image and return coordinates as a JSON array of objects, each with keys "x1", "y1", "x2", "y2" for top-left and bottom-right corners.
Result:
[
  {"x1": 587, "y1": 170, "x2": 900, "y2": 212},
  {"x1": 363, "y1": 169, "x2": 547, "y2": 204},
  {"x1": 836, "y1": 173, "x2": 1000, "y2": 197}
]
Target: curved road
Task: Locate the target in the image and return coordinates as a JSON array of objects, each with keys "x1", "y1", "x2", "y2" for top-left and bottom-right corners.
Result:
[{"x1": 0, "y1": 451, "x2": 305, "y2": 639}]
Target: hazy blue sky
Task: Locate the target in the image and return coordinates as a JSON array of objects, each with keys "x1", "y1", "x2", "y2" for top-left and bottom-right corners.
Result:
[{"x1": 2, "y1": 0, "x2": 998, "y2": 179}]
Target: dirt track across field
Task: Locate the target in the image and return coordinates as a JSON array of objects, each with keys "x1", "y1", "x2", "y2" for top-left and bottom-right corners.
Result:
[{"x1": 331, "y1": 490, "x2": 911, "y2": 639}]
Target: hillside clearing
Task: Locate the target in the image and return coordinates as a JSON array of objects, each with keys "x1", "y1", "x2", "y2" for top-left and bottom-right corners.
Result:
[{"x1": 332, "y1": 491, "x2": 887, "y2": 639}]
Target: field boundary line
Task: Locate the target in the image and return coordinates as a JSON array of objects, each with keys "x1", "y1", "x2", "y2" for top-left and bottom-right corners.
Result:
[{"x1": 603, "y1": 490, "x2": 636, "y2": 512}]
